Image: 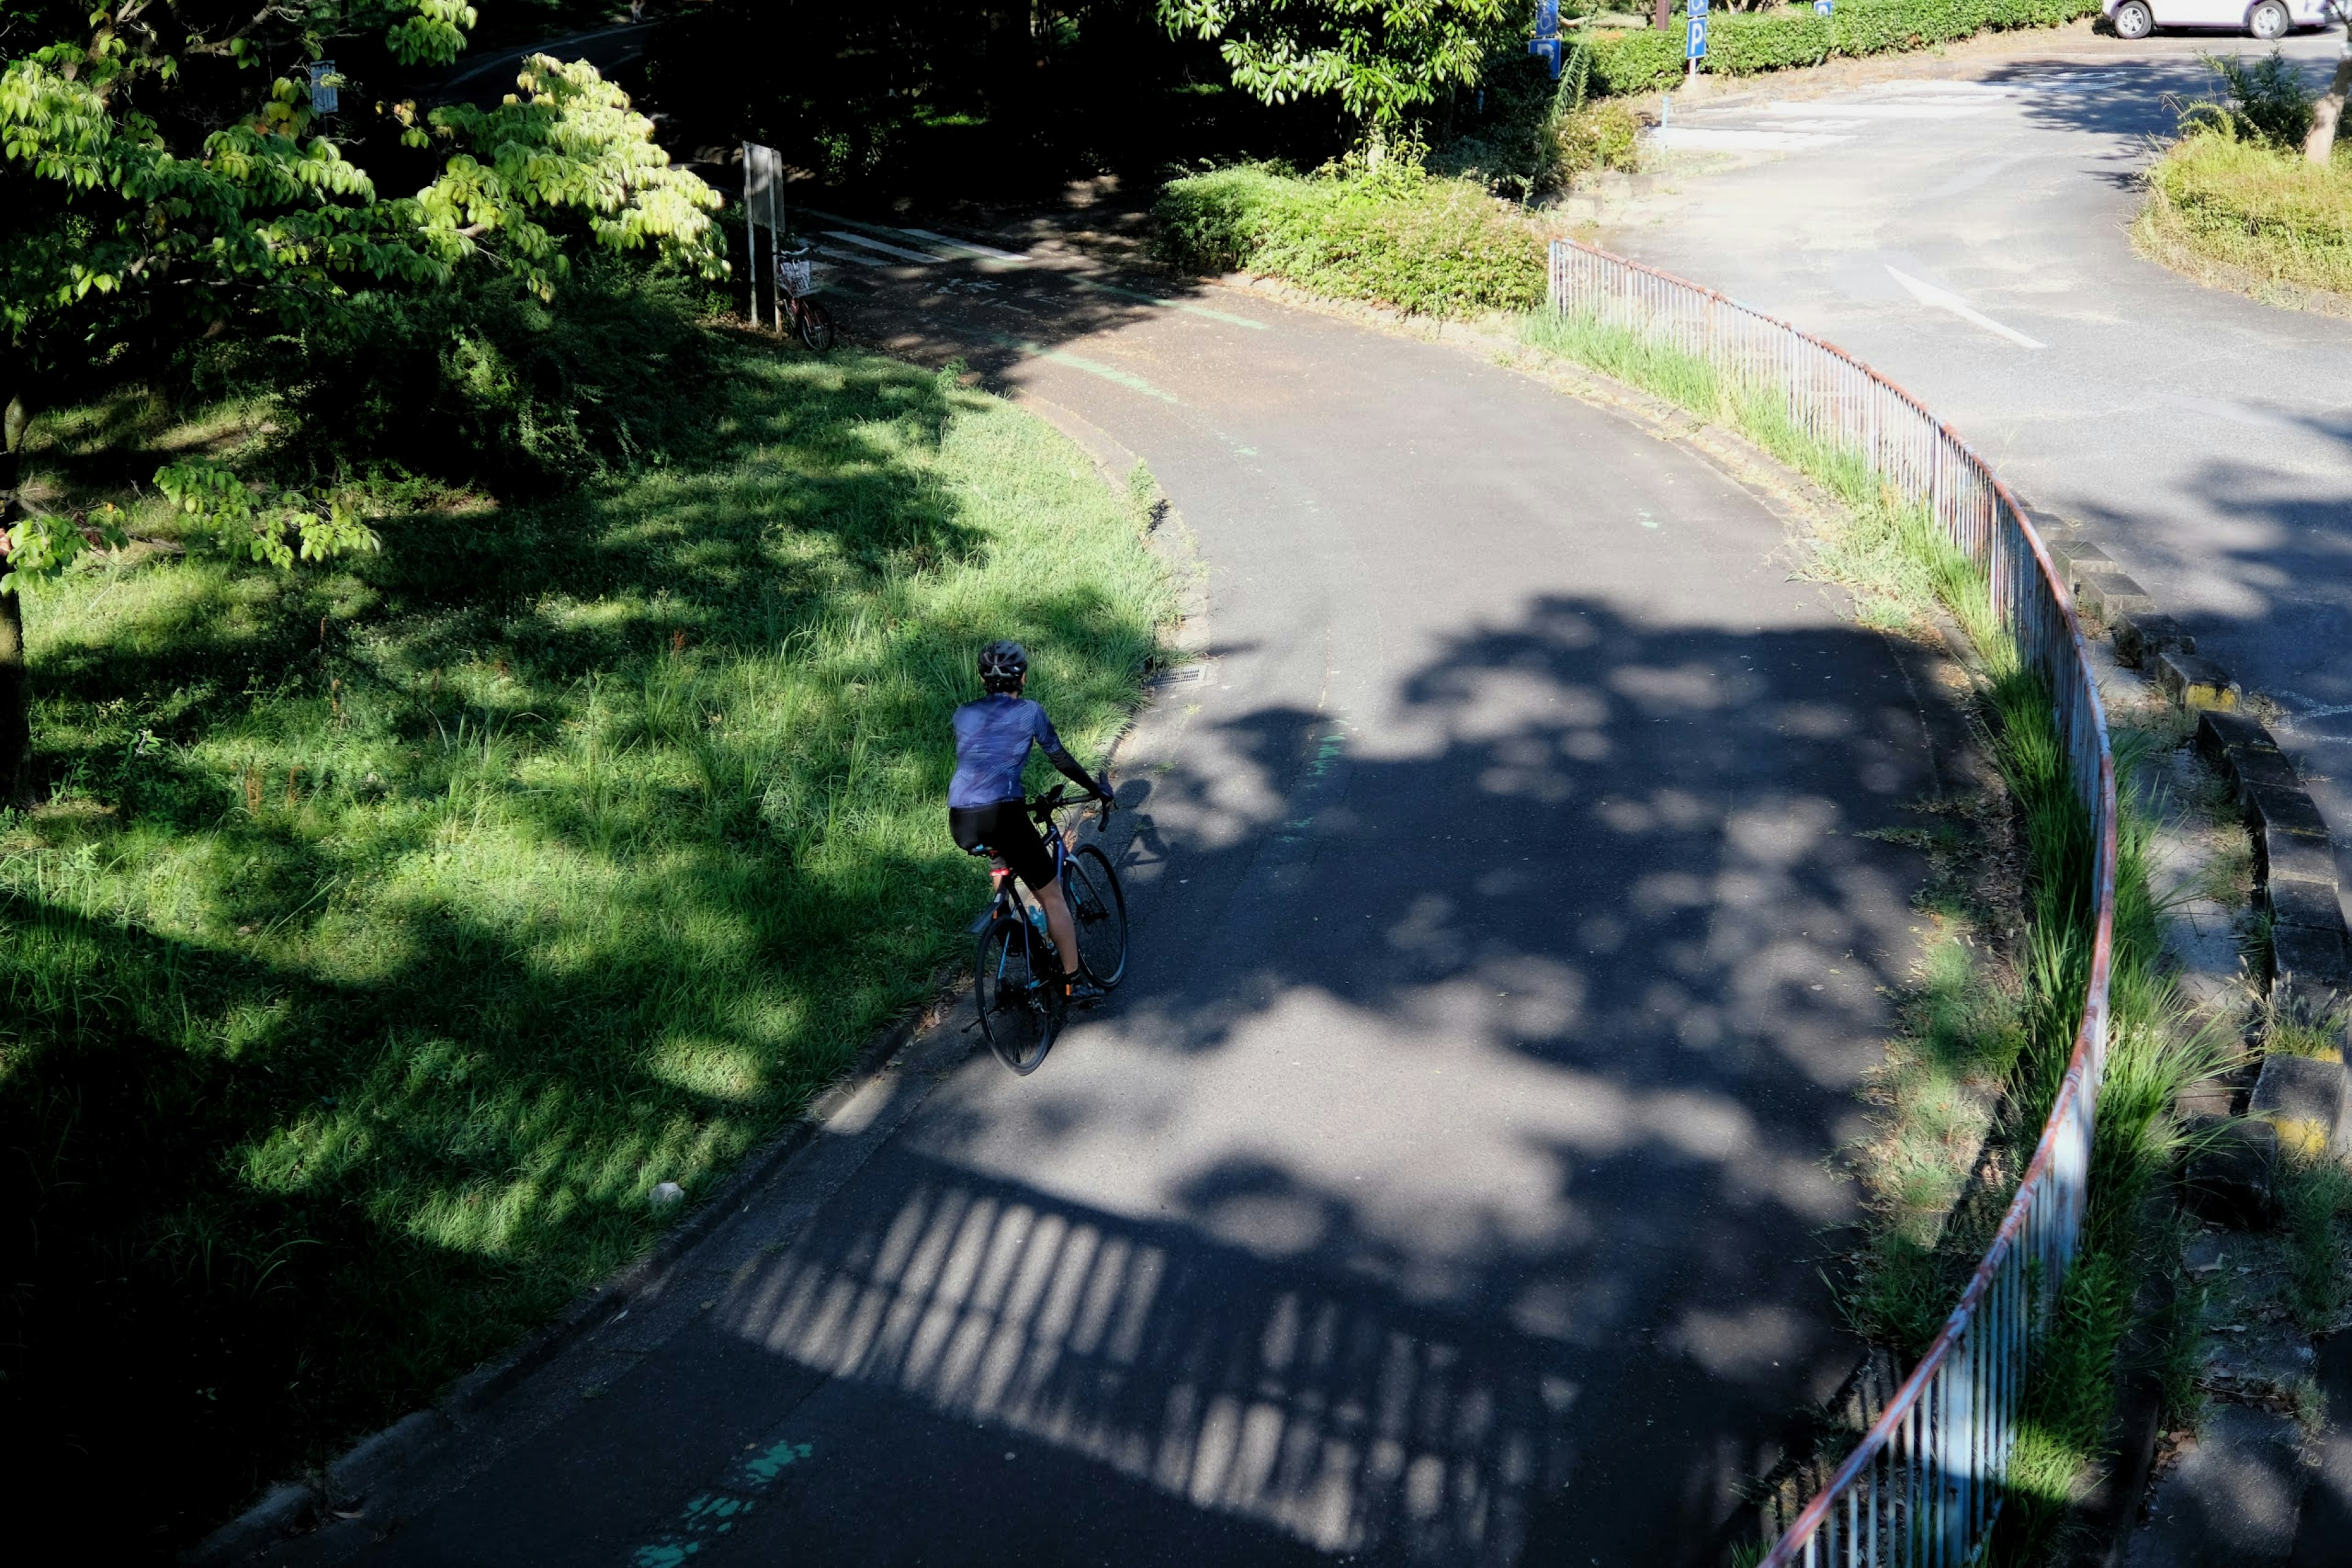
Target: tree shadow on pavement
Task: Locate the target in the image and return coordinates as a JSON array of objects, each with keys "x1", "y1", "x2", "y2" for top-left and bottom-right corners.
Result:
[{"x1": 587, "y1": 590, "x2": 1980, "y2": 1568}]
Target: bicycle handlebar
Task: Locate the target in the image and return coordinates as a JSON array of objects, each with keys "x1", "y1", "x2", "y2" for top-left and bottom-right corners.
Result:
[{"x1": 1030, "y1": 779, "x2": 1115, "y2": 831}]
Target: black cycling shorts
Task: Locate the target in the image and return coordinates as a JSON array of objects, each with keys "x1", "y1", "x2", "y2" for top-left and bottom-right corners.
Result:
[{"x1": 950, "y1": 801, "x2": 1056, "y2": 891}]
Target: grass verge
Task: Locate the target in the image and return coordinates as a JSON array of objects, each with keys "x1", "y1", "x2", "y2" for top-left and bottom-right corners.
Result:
[
  {"x1": 2, "y1": 341, "x2": 1173, "y2": 1548},
  {"x1": 2140, "y1": 127, "x2": 2352, "y2": 309},
  {"x1": 1518, "y1": 306, "x2": 2229, "y2": 1559}
]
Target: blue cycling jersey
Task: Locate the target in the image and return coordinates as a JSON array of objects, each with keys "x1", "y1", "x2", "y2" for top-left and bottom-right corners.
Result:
[{"x1": 949, "y1": 695, "x2": 1067, "y2": 809}]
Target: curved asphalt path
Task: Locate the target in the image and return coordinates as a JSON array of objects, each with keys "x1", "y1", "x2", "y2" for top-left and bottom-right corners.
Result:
[
  {"x1": 1613, "y1": 28, "x2": 2352, "y2": 910},
  {"x1": 285, "y1": 245, "x2": 1962, "y2": 1566}
]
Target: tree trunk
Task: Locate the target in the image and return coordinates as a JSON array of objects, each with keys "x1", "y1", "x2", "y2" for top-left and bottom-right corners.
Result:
[
  {"x1": 1, "y1": 390, "x2": 33, "y2": 810},
  {"x1": 2308, "y1": 37, "x2": 2352, "y2": 164}
]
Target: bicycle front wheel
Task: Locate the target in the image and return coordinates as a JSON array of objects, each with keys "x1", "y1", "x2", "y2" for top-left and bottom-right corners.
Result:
[
  {"x1": 797, "y1": 298, "x2": 836, "y2": 353},
  {"x1": 974, "y1": 916, "x2": 1057, "y2": 1073},
  {"x1": 1067, "y1": 844, "x2": 1129, "y2": 989}
]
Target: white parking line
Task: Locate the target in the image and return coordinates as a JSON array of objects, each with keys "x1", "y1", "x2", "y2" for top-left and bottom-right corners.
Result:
[
  {"x1": 1885, "y1": 265, "x2": 2045, "y2": 349},
  {"x1": 821, "y1": 230, "x2": 942, "y2": 265}
]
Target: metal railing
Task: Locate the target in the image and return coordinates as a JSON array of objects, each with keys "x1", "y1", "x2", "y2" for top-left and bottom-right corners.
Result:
[{"x1": 1546, "y1": 239, "x2": 2118, "y2": 1567}]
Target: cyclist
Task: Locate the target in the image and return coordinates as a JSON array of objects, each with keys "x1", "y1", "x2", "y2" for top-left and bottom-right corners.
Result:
[{"x1": 949, "y1": 640, "x2": 1114, "y2": 1001}]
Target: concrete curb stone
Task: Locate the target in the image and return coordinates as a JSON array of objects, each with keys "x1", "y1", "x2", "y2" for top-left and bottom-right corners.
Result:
[
  {"x1": 2232, "y1": 745, "x2": 2307, "y2": 796},
  {"x1": 2249, "y1": 1052, "x2": 2351, "y2": 1161},
  {"x1": 2259, "y1": 828, "x2": 2341, "y2": 894},
  {"x1": 2077, "y1": 570, "x2": 2155, "y2": 626},
  {"x1": 2196, "y1": 707, "x2": 2279, "y2": 767},
  {"x1": 2247, "y1": 783, "x2": 2333, "y2": 840},
  {"x1": 2272, "y1": 924, "x2": 2352, "y2": 1016},
  {"x1": 2270, "y1": 875, "x2": 2348, "y2": 935},
  {"x1": 2111, "y1": 608, "x2": 2194, "y2": 670},
  {"x1": 2155, "y1": 649, "x2": 2242, "y2": 711}
]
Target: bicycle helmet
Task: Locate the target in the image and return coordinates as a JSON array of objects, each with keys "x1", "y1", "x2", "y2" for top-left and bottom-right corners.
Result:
[{"x1": 978, "y1": 639, "x2": 1029, "y2": 693}]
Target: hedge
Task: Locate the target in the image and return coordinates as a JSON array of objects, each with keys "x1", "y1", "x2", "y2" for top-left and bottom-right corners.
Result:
[
  {"x1": 1587, "y1": 0, "x2": 2101, "y2": 96},
  {"x1": 1155, "y1": 165, "x2": 1548, "y2": 315}
]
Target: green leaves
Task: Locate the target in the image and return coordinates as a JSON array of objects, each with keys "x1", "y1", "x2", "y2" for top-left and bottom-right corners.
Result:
[
  {"x1": 0, "y1": 502, "x2": 126, "y2": 595},
  {"x1": 417, "y1": 56, "x2": 728, "y2": 298},
  {"x1": 386, "y1": 0, "x2": 482, "y2": 68},
  {"x1": 1160, "y1": 0, "x2": 1509, "y2": 129},
  {"x1": 154, "y1": 461, "x2": 382, "y2": 570}
]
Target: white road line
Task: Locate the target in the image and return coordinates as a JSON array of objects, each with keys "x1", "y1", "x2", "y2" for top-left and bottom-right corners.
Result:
[
  {"x1": 813, "y1": 244, "x2": 880, "y2": 268},
  {"x1": 898, "y1": 227, "x2": 1032, "y2": 263},
  {"x1": 821, "y1": 230, "x2": 942, "y2": 265},
  {"x1": 1885, "y1": 266, "x2": 2045, "y2": 349}
]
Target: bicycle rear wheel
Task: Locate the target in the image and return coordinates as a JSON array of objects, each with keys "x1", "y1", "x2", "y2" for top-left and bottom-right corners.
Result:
[
  {"x1": 796, "y1": 298, "x2": 836, "y2": 353},
  {"x1": 974, "y1": 915, "x2": 1057, "y2": 1073},
  {"x1": 1067, "y1": 844, "x2": 1129, "y2": 989}
]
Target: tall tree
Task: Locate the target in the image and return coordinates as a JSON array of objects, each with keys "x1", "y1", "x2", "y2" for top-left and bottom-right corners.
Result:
[
  {"x1": 0, "y1": 1, "x2": 723, "y2": 804},
  {"x1": 1158, "y1": 0, "x2": 1508, "y2": 132}
]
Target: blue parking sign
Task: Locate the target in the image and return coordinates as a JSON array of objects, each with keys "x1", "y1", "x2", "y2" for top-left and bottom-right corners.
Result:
[{"x1": 1687, "y1": 14, "x2": 1708, "y2": 58}]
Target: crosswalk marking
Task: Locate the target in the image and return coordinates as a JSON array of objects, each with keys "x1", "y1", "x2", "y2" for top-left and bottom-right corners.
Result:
[
  {"x1": 821, "y1": 230, "x2": 943, "y2": 265},
  {"x1": 899, "y1": 227, "x2": 1032, "y2": 263}
]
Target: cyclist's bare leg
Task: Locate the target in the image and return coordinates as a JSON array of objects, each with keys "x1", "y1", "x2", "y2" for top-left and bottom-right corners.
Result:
[{"x1": 1036, "y1": 877, "x2": 1080, "y2": 981}]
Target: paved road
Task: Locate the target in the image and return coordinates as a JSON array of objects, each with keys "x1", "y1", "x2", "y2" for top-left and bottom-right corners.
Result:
[
  {"x1": 1615, "y1": 29, "x2": 2352, "y2": 910},
  {"x1": 300, "y1": 233, "x2": 1961, "y2": 1566}
]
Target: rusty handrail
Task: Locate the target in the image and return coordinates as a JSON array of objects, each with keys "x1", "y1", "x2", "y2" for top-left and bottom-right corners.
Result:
[{"x1": 1546, "y1": 239, "x2": 2117, "y2": 1568}]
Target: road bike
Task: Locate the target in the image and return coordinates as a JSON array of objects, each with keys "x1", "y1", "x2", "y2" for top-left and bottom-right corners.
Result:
[
  {"x1": 778, "y1": 243, "x2": 836, "y2": 353},
  {"x1": 967, "y1": 785, "x2": 1129, "y2": 1074}
]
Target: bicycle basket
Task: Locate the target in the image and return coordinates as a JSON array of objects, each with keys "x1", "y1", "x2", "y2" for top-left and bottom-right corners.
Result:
[{"x1": 778, "y1": 258, "x2": 814, "y2": 300}]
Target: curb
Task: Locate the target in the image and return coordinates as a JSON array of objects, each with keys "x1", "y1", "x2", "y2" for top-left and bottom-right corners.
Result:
[
  {"x1": 2032, "y1": 502, "x2": 2352, "y2": 1566},
  {"x1": 2035, "y1": 509, "x2": 2352, "y2": 1027},
  {"x1": 180, "y1": 1001, "x2": 943, "y2": 1566}
]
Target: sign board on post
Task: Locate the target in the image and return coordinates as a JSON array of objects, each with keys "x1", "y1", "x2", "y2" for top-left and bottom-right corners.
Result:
[
  {"x1": 1528, "y1": 0, "x2": 1564, "y2": 77},
  {"x1": 307, "y1": 60, "x2": 337, "y2": 115},
  {"x1": 742, "y1": 142, "x2": 786, "y2": 331},
  {"x1": 1813, "y1": 0, "x2": 1833, "y2": 14},
  {"x1": 1686, "y1": 0, "x2": 1708, "y2": 65}
]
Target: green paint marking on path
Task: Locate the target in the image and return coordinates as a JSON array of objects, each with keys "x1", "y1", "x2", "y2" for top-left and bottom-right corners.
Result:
[
  {"x1": 976, "y1": 330, "x2": 1183, "y2": 405},
  {"x1": 1068, "y1": 275, "x2": 1268, "y2": 330},
  {"x1": 624, "y1": 1439, "x2": 813, "y2": 1567}
]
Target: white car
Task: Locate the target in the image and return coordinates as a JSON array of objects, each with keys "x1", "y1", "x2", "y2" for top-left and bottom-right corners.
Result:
[{"x1": 2105, "y1": 0, "x2": 2331, "y2": 39}]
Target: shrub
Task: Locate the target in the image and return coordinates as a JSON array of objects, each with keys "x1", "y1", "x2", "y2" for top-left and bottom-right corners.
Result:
[
  {"x1": 2179, "y1": 48, "x2": 2317, "y2": 150},
  {"x1": 1156, "y1": 160, "x2": 1548, "y2": 314},
  {"x1": 1435, "y1": 45, "x2": 1642, "y2": 198},
  {"x1": 1586, "y1": 0, "x2": 2100, "y2": 97}
]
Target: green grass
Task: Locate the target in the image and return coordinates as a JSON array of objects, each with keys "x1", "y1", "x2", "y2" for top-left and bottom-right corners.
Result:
[
  {"x1": 2141, "y1": 126, "x2": 2352, "y2": 304},
  {"x1": 1517, "y1": 306, "x2": 2231, "y2": 1561},
  {"x1": 1, "y1": 342, "x2": 1173, "y2": 1547},
  {"x1": 2283, "y1": 1155, "x2": 2352, "y2": 1332}
]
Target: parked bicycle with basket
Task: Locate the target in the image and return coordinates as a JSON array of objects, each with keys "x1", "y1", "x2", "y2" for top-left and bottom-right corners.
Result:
[{"x1": 777, "y1": 241, "x2": 835, "y2": 354}]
